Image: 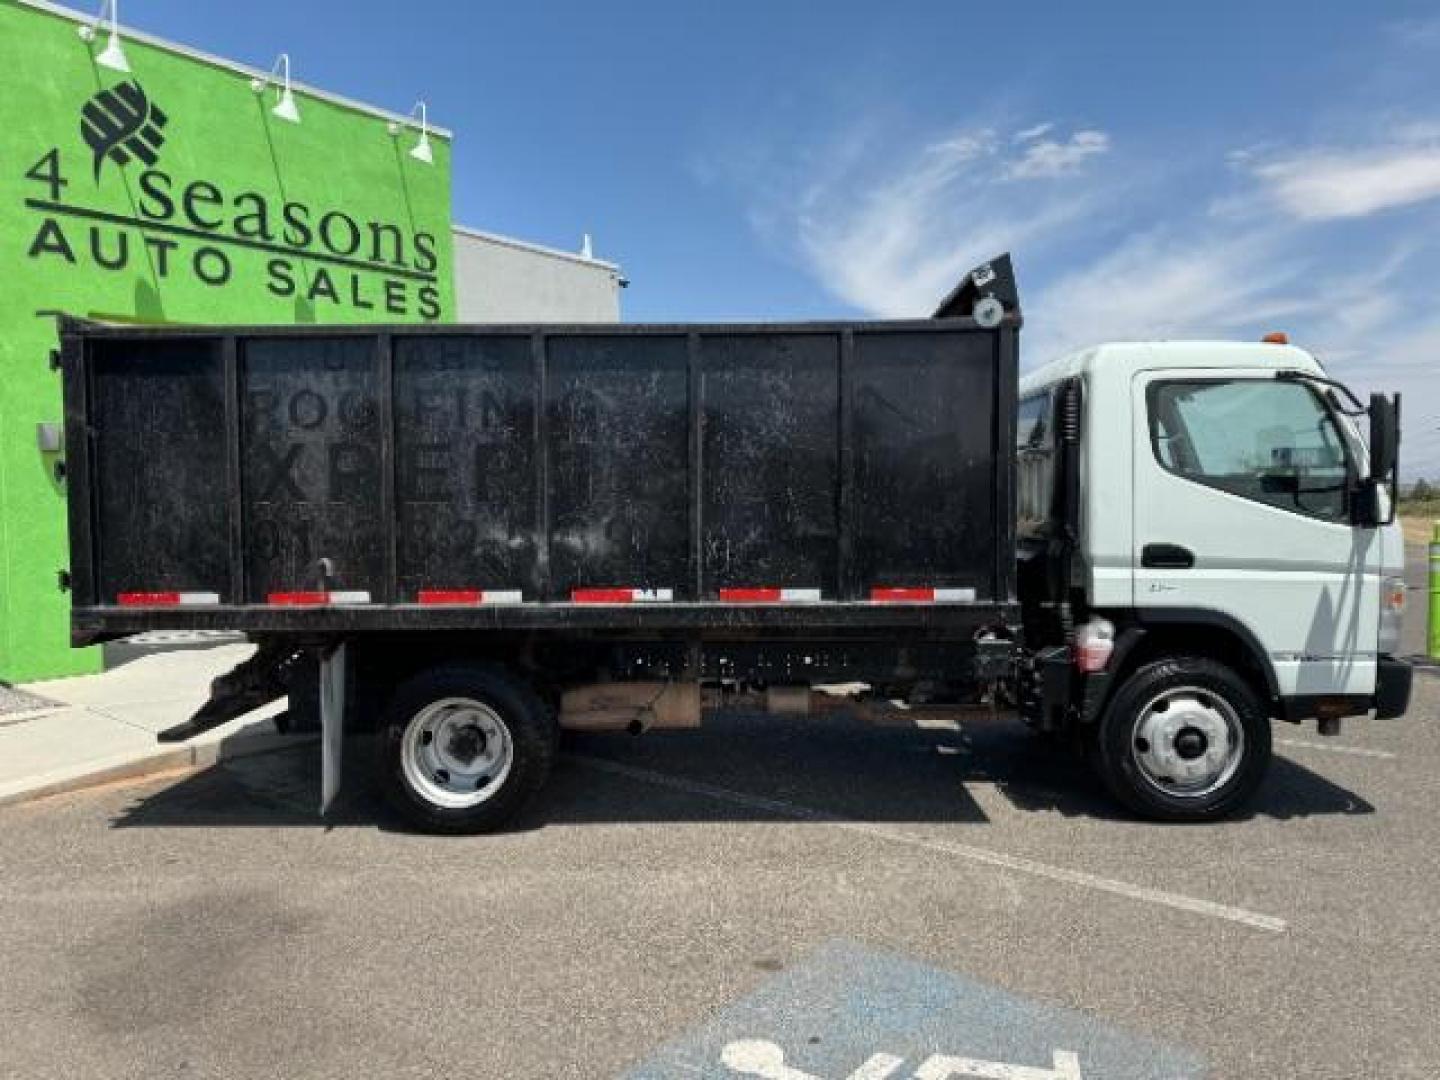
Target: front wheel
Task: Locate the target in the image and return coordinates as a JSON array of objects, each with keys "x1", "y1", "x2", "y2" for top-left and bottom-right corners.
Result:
[
  {"x1": 1093, "y1": 656, "x2": 1271, "y2": 822},
  {"x1": 378, "y1": 662, "x2": 556, "y2": 834}
]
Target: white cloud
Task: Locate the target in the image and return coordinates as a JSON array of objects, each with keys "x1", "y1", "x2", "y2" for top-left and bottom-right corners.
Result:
[
  {"x1": 1252, "y1": 143, "x2": 1440, "y2": 220},
  {"x1": 792, "y1": 134, "x2": 1006, "y2": 316},
  {"x1": 711, "y1": 122, "x2": 1114, "y2": 317},
  {"x1": 1024, "y1": 228, "x2": 1308, "y2": 363},
  {"x1": 796, "y1": 189, "x2": 1087, "y2": 318},
  {"x1": 1014, "y1": 121, "x2": 1055, "y2": 143},
  {"x1": 1006, "y1": 130, "x2": 1110, "y2": 180}
]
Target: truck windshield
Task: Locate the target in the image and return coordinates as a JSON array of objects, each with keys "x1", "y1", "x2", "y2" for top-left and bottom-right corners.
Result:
[{"x1": 1148, "y1": 378, "x2": 1351, "y2": 520}]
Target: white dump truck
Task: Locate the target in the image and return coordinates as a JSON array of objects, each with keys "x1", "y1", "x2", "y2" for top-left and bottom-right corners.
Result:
[{"x1": 58, "y1": 255, "x2": 1412, "y2": 830}]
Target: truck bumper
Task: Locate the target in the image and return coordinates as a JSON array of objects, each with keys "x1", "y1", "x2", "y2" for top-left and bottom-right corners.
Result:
[{"x1": 1374, "y1": 655, "x2": 1413, "y2": 720}]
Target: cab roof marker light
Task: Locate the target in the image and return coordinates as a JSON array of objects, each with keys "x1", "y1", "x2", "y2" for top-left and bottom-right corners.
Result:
[
  {"x1": 1262, "y1": 331, "x2": 1289, "y2": 344},
  {"x1": 389, "y1": 100, "x2": 433, "y2": 164},
  {"x1": 251, "y1": 54, "x2": 301, "y2": 124},
  {"x1": 78, "y1": 0, "x2": 130, "y2": 73}
]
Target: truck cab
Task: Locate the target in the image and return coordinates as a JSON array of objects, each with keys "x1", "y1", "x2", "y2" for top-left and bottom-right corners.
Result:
[{"x1": 1019, "y1": 338, "x2": 1412, "y2": 819}]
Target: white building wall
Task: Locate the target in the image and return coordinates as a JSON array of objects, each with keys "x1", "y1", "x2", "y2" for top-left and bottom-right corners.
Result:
[{"x1": 452, "y1": 226, "x2": 623, "y2": 323}]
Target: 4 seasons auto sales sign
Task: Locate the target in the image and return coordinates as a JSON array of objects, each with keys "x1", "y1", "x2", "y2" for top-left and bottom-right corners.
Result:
[
  {"x1": 23, "y1": 78, "x2": 446, "y2": 319},
  {"x1": 7, "y1": 22, "x2": 453, "y2": 324},
  {"x1": 0, "y1": 0, "x2": 456, "y2": 681}
]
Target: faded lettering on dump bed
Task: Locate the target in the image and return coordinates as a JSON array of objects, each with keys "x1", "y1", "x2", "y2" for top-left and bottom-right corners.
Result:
[
  {"x1": 240, "y1": 337, "x2": 382, "y2": 601},
  {"x1": 394, "y1": 335, "x2": 536, "y2": 599}
]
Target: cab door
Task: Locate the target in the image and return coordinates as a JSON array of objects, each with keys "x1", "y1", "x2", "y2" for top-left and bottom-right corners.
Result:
[{"x1": 1131, "y1": 369, "x2": 1381, "y2": 697}]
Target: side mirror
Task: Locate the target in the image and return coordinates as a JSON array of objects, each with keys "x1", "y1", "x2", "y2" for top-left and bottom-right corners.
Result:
[{"x1": 1368, "y1": 393, "x2": 1399, "y2": 483}]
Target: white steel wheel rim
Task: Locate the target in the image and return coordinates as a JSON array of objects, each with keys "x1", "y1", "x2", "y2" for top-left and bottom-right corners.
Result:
[
  {"x1": 1129, "y1": 685, "x2": 1244, "y2": 799},
  {"x1": 400, "y1": 697, "x2": 514, "y2": 810}
]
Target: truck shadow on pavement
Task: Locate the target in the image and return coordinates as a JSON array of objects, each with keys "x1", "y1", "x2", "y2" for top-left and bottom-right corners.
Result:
[{"x1": 108, "y1": 712, "x2": 1373, "y2": 831}]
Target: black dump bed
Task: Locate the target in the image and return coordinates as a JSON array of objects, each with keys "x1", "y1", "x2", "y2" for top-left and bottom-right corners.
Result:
[{"x1": 60, "y1": 261, "x2": 1020, "y2": 646}]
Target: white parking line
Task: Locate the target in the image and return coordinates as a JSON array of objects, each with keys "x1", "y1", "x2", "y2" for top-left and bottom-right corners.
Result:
[
  {"x1": 1276, "y1": 738, "x2": 1397, "y2": 760},
  {"x1": 571, "y1": 755, "x2": 1288, "y2": 934}
]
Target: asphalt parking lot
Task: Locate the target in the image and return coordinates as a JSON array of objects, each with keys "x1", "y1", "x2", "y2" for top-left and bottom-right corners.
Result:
[{"x1": 2, "y1": 661, "x2": 1436, "y2": 1079}]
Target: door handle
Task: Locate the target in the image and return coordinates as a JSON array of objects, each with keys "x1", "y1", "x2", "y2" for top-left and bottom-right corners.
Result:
[{"x1": 1142, "y1": 543, "x2": 1195, "y2": 569}]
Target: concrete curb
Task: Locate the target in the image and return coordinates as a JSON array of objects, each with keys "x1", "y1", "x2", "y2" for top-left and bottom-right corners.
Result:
[{"x1": 0, "y1": 732, "x2": 316, "y2": 810}]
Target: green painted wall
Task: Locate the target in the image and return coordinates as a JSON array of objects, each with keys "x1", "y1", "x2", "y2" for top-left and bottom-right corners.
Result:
[{"x1": 0, "y1": 0, "x2": 455, "y2": 680}]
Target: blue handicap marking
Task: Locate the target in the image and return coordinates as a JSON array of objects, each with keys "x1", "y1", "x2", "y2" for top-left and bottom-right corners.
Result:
[{"x1": 624, "y1": 941, "x2": 1205, "y2": 1079}]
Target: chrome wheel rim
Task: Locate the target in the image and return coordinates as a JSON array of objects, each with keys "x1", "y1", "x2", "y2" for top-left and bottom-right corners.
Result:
[
  {"x1": 400, "y1": 697, "x2": 514, "y2": 809},
  {"x1": 1130, "y1": 686, "x2": 1244, "y2": 799}
]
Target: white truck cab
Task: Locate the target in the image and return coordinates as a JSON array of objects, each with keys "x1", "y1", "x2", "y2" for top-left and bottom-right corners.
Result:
[{"x1": 1018, "y1": 337, "x2": 1412, "y2": 820}]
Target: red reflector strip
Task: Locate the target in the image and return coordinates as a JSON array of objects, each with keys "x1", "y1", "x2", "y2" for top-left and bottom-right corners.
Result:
[
  {"x1": 117, "y1": 591, "x2": 220, "y2": 607},
  {"x1": 119, "y1": 592, "x2": 179, "y2": 606},
  {"x1": 267, "y1": 591, "x2": 371, "y2": 606},
  {"x1": 720, "y1": 587, "x2": 779, "y2": 603},
  {"x1": 718, "y1": 587, "x2": 821, "y2": 603},
  {"x1": 870, "y1": 587, "x2": 977, "y2": 603},
  {"x1": 417, "y1": 589, "x2": 523, "y2": 605},
  {"x1": 418, "y1": 589, "x2": 479, "y2": 605},
  {"x1": 268, "y1": 592, "x2": 328, "y2": 606},
  {"x1": 871, "y1": 587, "x2": 931, "y2": 603},
  {"x1": 572, "y1": 587, "x2": 673, "y2": 604}
]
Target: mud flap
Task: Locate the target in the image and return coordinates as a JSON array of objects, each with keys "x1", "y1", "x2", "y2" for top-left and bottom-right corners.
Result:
[{"x1": 319, "y1": 643, "x2": 347, "y2": 816}]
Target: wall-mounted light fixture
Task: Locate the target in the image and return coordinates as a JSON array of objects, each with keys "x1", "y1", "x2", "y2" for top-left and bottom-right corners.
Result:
[
  {"x1": 251, "y1": 54, "x2": 300, "y2": 123},
  {"x1": 388, "y1": 100, "x2": 433, "y2": 164},
  {"x1": 77, "y1": 0, "x2": 130, "y2": 73}
]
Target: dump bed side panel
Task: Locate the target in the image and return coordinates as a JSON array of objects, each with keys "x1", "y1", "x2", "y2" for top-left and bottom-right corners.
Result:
[
  {"x1": 547, "y1": 335, "x2": 690, "y2": 601},
  {"x1": 852, "y1": 330, "x2": 996, "y2": 593},
  {"x1": 240, "y1": 337, "x2": 385, "y2": 603},
  {"x1": 89, "y1": 338, "x2": 229, "y2": 600},
  {"x1": 701, "y1": 333, "x2": 840, "y2": 595},
  {"x1": 393, "y1": 334, "x2": 537, "y2": 600}
]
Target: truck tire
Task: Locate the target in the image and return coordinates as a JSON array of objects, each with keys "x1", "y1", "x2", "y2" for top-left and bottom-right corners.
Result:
[
  {"x1": 378, "y1": 662, "x2": 556, "y2": 834},
  {"x1": 1093, "y1": 656, "x2": 1271, "y2": 822}
]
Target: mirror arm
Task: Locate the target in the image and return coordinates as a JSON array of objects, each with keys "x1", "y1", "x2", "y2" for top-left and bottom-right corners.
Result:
[{"x1": 1275, "y1": 370, "x2": 1366, "y2": 415}]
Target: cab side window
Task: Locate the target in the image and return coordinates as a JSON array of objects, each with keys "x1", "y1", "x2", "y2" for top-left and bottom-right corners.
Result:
[{"x1": 1148, "y1": 379, "x2": 1350, "y2": 521}]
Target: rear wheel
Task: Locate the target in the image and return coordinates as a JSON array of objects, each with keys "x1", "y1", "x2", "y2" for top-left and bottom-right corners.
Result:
[
  {"x1": 378, "y1": 662, "x2": 556, "y2": 834},
  {"x1": 1094, "y1": 656, "x2": 1271, "y2": 821}
]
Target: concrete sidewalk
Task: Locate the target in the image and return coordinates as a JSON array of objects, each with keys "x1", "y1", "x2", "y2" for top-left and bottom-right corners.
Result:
[{"x1": 0, "y1": 642, "x2": 301, "y2": 808}]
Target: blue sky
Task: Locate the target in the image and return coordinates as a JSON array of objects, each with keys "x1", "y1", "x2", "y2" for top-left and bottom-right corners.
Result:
[{"x1": 117, "y1": 0, "x2": 1440, "y2": 475}]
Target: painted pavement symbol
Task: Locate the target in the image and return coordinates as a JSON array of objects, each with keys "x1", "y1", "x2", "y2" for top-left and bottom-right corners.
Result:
[{"x1": 624, "y1": 941, "x2": 1204, "y2": 1079}]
